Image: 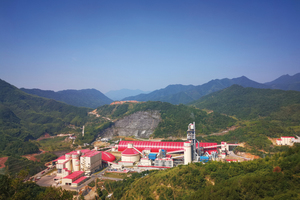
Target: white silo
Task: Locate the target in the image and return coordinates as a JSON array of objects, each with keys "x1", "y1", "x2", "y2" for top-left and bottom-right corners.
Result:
[
  {"x1": 74, "y1": 159, "x2": 80, "y2": 171},
  {"x1": 184, "y1": 142, "x2": 192, "y2": 165},
  {"x1": 65, "y1": 154, "x2": 72, "y2": 171},
  {"x1": 72, "y1": 153, "x2": 79, "y2": 172}
]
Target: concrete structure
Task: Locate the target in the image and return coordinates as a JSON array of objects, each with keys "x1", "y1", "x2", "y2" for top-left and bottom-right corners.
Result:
[{"x1": 184, "y1": 142, "x2": 192, "y2": 165}]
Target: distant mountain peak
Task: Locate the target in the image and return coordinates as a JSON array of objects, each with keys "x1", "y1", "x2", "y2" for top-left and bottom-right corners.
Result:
[
  {"x1": 20, "y1": 88, "x2": 112, "y2": 108},
  {"x1": 264, "y1": 73, "x2": 300, "y2": 91}
]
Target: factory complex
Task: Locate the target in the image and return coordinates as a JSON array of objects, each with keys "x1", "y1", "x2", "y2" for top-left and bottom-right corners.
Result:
[
  {"x1": 112, "y1": 123, "x2": 238, "y2": 169},
  {"x1": 52, "y1": 122, "x2": 299, "y2": 187}
]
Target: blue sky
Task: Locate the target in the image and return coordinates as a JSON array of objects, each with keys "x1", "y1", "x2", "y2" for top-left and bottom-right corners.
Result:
[{"x1": 1, "y1": 0, "x2": 299, "y2": 93}]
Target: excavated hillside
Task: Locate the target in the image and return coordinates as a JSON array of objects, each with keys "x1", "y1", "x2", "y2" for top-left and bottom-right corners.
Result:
[{"x1": 100, "y1": 110, "x2": 161, "y2": 138}]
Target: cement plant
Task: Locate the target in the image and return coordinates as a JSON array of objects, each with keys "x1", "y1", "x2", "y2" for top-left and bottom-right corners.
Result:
[{"x1": 34, "y1": 122, "x2": 299, "y2": 190}]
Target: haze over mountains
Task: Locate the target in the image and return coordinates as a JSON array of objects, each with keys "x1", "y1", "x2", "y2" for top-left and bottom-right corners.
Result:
[
  {"x1": 105, "y1": 89, "x2": 151, "y2": 101},
  {"x1": 123, "y1": 73, "x2": 300, "y2": 105},
  {"x1": 19, "y1": 73, "x2": 300, "y2": 107}
]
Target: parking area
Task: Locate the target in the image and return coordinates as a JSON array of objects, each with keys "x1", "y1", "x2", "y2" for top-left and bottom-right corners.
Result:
[{"x1": 36, "y1": 174, "x2": 57, "y2": 187}]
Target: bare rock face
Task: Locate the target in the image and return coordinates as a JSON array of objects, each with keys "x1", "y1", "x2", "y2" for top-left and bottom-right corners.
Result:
[{"x1": 100, "y1": 111, "x2": 161, "y2": 139}]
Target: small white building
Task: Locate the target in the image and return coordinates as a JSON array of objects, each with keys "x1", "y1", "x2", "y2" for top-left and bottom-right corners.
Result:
[{"x1": 276, "y1": 136, "x2": 295, "y2": 146}]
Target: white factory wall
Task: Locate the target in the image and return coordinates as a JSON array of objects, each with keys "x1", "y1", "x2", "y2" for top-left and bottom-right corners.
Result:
[{"x1": 121, "y1": 154, "x2": 140, "y2": 162}]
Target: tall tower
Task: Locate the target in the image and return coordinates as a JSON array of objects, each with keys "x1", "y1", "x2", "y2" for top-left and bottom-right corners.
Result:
[
  {"x1": 82, "y1": 125, "x2": 85, "y2": 137},
  {"x1": 187, "y1": 122, "x2": 197, "y2": 161}
]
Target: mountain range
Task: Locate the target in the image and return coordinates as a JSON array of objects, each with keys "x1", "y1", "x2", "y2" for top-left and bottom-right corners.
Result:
[
  {"x1": 19, "y1": 73, "x2": 300, "y2": 107},
  {"x1": 264, "y1": 73, "x2": 300, "y2": 91},
  {"x1": 20, "y1": 88, "x2": 113, "y2": 108},
  {"x1": 122, "y1": 73, "x2": 300, "y2": 104}
]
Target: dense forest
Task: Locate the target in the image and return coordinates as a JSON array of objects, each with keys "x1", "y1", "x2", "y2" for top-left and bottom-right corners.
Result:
[
  {"x1": 190, "y1": 85, "x2": 300, "y2": 120},
  {"x1": 0, "y1": 170, "x2": 74, "y2": 200},
  {"x1": 0, "y1": 79, "x2": 90, "y2": 156},
  {"x1": 107, "y1": 145, "x2": 300, "y2": 199}
]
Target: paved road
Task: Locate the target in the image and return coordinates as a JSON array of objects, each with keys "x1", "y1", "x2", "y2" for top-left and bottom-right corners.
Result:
[{"x1": 99, "y1": 176, "x2": 123, "y2": 181}]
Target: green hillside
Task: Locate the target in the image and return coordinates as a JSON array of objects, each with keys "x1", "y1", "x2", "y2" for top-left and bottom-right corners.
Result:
[
  {"x1": 107, "y1": 145, "x2": 300, "y2": 200},
  {"x1": 96, "y1": 101, "x2": 236, "y2": 138},
  {"x1": 0, "y1": 79, "x2": 90, "y2": 156},
  {"x1": 21, "y1": 88, "x2": 113, "y2": 108},
  {"x1": 190, "y1": 85, "x2": 300, "y2": 120}
]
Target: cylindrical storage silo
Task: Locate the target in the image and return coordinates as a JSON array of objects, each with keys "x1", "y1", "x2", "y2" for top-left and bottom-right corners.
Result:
[
  {"x1": 184, "y1": 142, "x2": 192, "y2": 165},
  {"x1": 74, "y1": 159, "x2": 80, "y2": 171},
  {"x1": 65, "y1": 154, "x2": 72, "y2": 171},
  {"x1": 66, "y1": 160, "x2": 72, "y2": 171},
  {"x1": 72, "y1": 153, "x2": 79, "y2": 171}
]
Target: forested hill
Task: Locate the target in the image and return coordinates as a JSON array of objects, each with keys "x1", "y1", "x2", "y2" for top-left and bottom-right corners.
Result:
[
  {"x1": 122, "y1": 76, "x2": 268, "y2": 105},
  {"x1": 96, "y1": 101, "x2": 236, "y2": 138},
  {"x1": 108, "y1": 145, "x2": 300, "y2": 199},
  {"x1": 190, "y1": 85, "x2": 300, "y2": 120},
  {"x1": 21, "y1": 88, "x2": 113, "y2": 108},
  {"x1": 0, "y1": 79, "x2": 90, "y2": 156}
]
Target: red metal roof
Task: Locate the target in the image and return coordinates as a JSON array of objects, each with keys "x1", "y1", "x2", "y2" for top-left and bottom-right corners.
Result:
[
  {"x1": 281, "y1": 136, "x2": 295, "y2": 138},
  {"x1": 81, "y1": 150, "x2": 101, "y2": 158},
  {"x1": 122, "y1": 148, "x2": 139, "y2": 155},
  {"x1": 63, "y1": 171, "x2": 84, "y2": 180},
  {"x1": 118, "y1": 141, "x2": 218, "y2": 154},
  {"x1": 102, "y1": 152, "x2": 116, "y2": 162},
  {"x1": 57, "y1": 155, "x2": 66, "y2": 160}
]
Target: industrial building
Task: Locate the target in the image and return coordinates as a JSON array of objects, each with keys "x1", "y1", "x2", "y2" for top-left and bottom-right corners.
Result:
[
  {"x1": 112, "y1": 122, "x2": 240, "y2": 168},
  {"x1": 54, "y1": 149, "x2": 115, "y2": 186}
]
